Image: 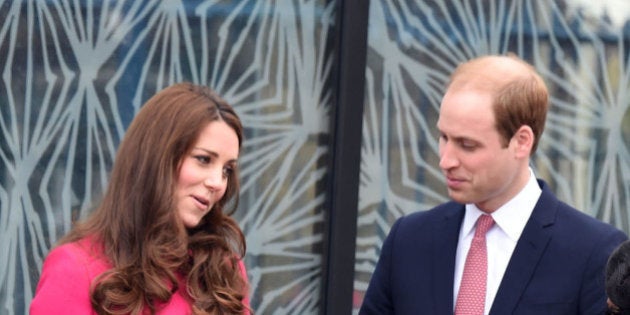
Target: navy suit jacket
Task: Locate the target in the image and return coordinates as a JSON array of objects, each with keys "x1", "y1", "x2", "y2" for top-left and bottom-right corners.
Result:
[{"x1": 360, "y1": 180, "x2": 627, "y2": 315}]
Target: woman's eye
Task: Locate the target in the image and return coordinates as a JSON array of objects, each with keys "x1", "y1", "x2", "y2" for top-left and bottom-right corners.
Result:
[
  {"x1": 223, "y1": 167, "x2": 234, "y2": 178},
  {"x1": 194, "y1": 155, "x2": 211, "y2": 164}
]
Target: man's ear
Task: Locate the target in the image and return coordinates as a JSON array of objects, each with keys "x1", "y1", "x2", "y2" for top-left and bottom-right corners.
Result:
[{"x1": 511, "y1": 125, "x2": 534, "y2": 158}]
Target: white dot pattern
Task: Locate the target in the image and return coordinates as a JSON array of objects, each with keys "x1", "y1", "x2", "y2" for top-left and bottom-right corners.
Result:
[{"x1": 455, "y1": 215, "x2": 495, "y2": 315}]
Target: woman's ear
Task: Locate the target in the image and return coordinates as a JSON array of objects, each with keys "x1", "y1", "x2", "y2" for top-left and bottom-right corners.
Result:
[{"x1": 511, "y1": 125, "x2": 534, "y2": 158}]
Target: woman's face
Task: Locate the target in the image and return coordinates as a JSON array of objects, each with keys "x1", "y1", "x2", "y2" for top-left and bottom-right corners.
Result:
[{"x1": 175, "y1": 120, "x2": 239, "y2": 228}]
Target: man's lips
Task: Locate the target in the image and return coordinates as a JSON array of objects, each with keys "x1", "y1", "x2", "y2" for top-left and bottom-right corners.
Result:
[{"x1": 445, "y1": 176, "x2": 465, "y2": 188}]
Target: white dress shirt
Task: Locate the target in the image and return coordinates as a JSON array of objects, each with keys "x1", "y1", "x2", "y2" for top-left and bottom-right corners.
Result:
[{"x1": 453, "y1": 168, "x2": 542, "y2": 315}]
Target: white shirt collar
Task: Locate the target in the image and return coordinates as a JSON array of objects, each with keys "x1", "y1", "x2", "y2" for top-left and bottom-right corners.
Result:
[{"x1": 462, "y1": 168, "x2": 542, "y2": 241}]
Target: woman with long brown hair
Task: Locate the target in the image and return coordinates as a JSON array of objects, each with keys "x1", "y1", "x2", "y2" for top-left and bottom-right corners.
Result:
[{"x1": 31, "y1": 82, "x2": 250, "y2": 314}]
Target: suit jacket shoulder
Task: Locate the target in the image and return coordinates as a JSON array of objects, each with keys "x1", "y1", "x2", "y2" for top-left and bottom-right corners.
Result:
[
  {"x1": 490, "y1": 180, "x2": 628, "y2": 315},
  {"x1": 361, "y1": 201, "x2": 466, "y2": 314}
]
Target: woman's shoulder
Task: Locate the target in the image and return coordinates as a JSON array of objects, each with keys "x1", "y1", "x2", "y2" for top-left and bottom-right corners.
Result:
[
  {"x1": 30, "y1": 237, "x2": 109, "y2": 314},
  {"x1": 44, "y1": 237, "x2": 110, "y2": 279}
]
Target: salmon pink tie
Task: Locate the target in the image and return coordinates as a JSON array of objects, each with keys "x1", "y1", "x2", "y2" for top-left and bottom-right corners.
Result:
[{"x1": 455, "y1": 214, "x2": 495, "y2": 315}]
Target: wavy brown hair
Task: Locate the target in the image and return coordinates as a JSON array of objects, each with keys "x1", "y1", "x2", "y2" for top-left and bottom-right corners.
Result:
[{"x1": 60, "y1": 82, "x2": 248, "y2": 314}]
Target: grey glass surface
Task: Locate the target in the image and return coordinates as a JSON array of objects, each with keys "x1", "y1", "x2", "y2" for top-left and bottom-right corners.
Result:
[
  {"x1": 0, "y1": 1, "x2": 335, "y2": 314},
  {"x1": 354, "y1": 0, "x2": 630, "y2": 312}
]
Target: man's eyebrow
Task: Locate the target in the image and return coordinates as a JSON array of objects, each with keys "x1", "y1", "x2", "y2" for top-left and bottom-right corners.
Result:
[
  {"x1": 443, "y1": 135, "x2": 482, "y2": 146},
  {"x1": 451, "y1": 135, "x2": 477, "y2": 141}
]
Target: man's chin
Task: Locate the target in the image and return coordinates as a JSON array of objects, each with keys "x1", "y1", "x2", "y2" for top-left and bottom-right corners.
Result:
[{"x1": 447, "y1": 191, "x2": 470, "y2": 204}]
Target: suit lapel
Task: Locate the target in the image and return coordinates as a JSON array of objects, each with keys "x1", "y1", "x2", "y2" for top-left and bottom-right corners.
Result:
[
  {"x1": 432, "y1": 203, "x2": 465, "y2": 314},
  {"x1": 489, "y1": 181, "x2": 558, "y2": 314}
]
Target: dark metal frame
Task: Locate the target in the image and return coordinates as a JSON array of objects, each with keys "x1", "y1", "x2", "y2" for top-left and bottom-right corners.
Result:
[{"x1": 321, "y1": 0, "x2": 370, "y2": 314}]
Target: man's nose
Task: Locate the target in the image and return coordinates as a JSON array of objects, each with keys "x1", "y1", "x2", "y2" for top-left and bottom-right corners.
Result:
[{"x1": 439, "y1": 143, "x2": 459, "y2": 170}]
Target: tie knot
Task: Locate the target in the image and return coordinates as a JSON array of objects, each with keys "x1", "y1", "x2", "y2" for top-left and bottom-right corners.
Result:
[{"x1": 474, "y1": 215, "x2": 494, "y2": 237}]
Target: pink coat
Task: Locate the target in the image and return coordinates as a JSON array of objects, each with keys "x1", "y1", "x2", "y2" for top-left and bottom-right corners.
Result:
[{"x1": 30, "y1": 238, "x2": 250, "y2": 314}]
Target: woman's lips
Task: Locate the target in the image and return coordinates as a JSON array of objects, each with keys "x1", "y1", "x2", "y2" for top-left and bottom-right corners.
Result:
[{"x1": 192, "y1": 195, "x2": 210, "y2": 210}]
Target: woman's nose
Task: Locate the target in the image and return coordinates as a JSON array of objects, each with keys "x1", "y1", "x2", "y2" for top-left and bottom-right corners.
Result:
[{"x1": 203, "y1": 168, "x2": 223, "y2": 189}]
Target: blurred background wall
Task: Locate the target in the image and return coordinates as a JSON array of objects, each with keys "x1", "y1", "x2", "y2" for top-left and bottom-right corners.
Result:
[{"x1": 0, "y1": 1, "x2": 628, "y2": 314}]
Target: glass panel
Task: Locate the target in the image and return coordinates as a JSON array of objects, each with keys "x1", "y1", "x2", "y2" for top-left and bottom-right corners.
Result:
[
  {"x1": 355, "y1": 0, "x2": 630, "y2": 312},
  {"x1": 0, "y1": 1, "x2": 335, "y2": 314}
]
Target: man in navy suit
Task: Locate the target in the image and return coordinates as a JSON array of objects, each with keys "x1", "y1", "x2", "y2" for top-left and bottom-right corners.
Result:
[{"x1": 360, "y1": 55, "x2": 627, "y2": 315}]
